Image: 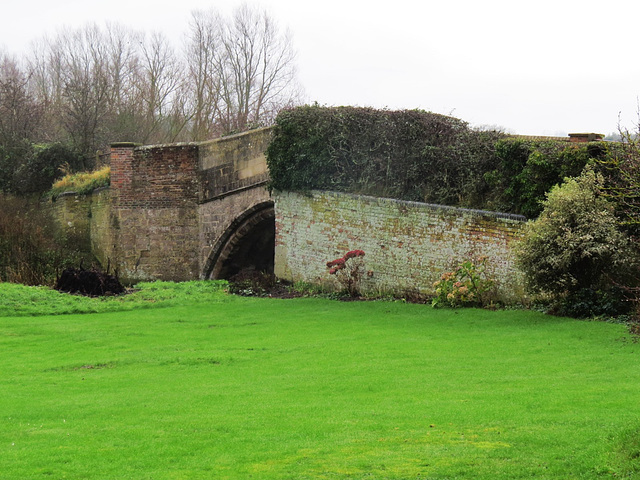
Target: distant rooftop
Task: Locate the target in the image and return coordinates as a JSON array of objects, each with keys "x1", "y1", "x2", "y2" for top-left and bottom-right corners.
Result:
[{"x1": 511, "y1": 132, "x2": 605, "y2": 143}]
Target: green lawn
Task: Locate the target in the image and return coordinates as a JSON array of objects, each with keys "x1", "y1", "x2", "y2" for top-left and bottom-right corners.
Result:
[{"x1": 1, "y1": 286, "x2": 639, "y2": 478}]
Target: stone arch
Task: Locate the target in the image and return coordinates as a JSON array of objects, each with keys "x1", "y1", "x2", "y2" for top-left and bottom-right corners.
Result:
[{"x1": 203, "y1": 201, "x2": 275, "y2": 280}]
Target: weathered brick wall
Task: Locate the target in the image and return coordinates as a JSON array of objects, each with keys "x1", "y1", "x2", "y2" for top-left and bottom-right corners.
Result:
[
  {"x1": 109, "y1": 142, "x2": 136, "y2": 196},
  {"x1": 274, "y1": 191, "x2": 526, "y2": 302},
  {"x1": 110, "y1": 143, "x2": 201, "y2": 283},
  {"x1": 113, "y1": 143, "x2": 200, "y2": 208}
]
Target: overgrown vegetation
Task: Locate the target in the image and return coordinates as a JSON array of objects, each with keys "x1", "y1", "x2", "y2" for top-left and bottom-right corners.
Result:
[
  {"x1": 503, "y1": 125, "x2": 640, "y2": 318},
  {"x1": 0, "y1": 194, "x2": 91, "y2": 285},
  {"x1": 49, "y1": 165, "x2": 110, "y2": 199},
  {"x1": 0, "y1": 142, "x2": 86, "y2": 196},
  {"x1": 266, "y1": 105, "x2": 607, "y2": 217},
  {"x1": 516, "y1": 169, "x2": 637, "y2": 317},
  {"x1": 0, "y1": 165, "x2": 110, "y2": 285},
  {"x1": 267, "y1": 105, "x2": 504, "y2": 206},
  {"x1": 484, "y1": 138, "x2": 602, "y2": 217},
  {"x1": 595, "y1": 132, "x2": 640, "y2": 234}
]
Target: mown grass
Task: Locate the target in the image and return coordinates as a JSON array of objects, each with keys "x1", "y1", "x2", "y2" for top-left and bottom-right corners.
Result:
[
  {"x1": 1, "y1": 284, "x2": 639, "y2": 479},
  {"x1": 0, "y1": 280, "x2": 229, "y2": 316}
]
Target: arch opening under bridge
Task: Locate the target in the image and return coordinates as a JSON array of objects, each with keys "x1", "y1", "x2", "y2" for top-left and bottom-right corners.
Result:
[{"x1": 203, "y1": 201, "x2": 275, "y2": 280}]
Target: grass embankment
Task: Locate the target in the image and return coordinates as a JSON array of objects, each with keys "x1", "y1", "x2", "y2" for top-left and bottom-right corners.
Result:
[{"x1": 1, "y1": 282, "x2": 639, "y2": 479}]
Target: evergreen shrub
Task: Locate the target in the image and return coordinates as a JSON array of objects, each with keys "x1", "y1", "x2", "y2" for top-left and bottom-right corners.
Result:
[
  {"x1": 484, "y1": 139, "x2": 606, "y2": 217},
  {"x1": 516, "y1": 169, "x2": 636, "y2": 316},
  {"x1": 12, "y1": 143, "x2": 85, "y2": 195},
  {"x1": 266, "y1": 105, "x2": 504, "y2": 206},
  {"x1": 267, "y1": 105, "x2": 609, "y2": 218},
  {"x1": 0, "y1": 195, "x2": 89, "y2": 285}
]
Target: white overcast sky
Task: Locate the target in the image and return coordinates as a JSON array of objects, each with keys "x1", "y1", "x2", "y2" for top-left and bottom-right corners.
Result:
[{"x1": 2, "y1": 0, "x2": 639, "y2": 136}]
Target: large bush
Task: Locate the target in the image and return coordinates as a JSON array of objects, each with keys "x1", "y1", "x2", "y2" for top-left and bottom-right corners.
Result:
[
  {"x1": 484, "y1": 139, "x2": 605, "y2": 218},
  {"x1": 0, "y1": 142, "x2": 85, "y2": 196},
  {"x1": 0, "y1": 141, "x2": 30, "y2": 193},
  {"x1": 0, "y1": 194, "x2": 90, "y2": 285},
  {"x1": 594, "y1": 138, "x2": 640, "y2": 235},
  {"x1": 12, "y1": 143, "x2": 85, "y2": 195},
  {"x1": 267, "y1": 105, "x2": 611, "y2": 218},
  {"x1": 516, "y1": 169, "x2": 635, "y2": 316},
  {"x1": 266, "y1": 105, "x2": 504, "y2": 206}
]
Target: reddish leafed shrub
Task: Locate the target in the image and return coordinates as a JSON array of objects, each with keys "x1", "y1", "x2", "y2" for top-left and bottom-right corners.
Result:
[{"x1": 326, "y1": 250, "x2": 366, "y2": 297}]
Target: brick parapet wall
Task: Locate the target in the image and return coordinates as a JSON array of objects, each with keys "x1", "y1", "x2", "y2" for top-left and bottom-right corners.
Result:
[
  {"x1": 109, "y1": 143, "x2": 136, "y2": 195},
  {"x1": 274, "y1": 191, "x2": 526, "y2": 302},
  {"x1": 112, "y1": 143, "x2": 200, "y2": 208},
  {"x1": 108, "y1": 142, "x2": 202, "y2": 282},
  {"x1": 106, "y1": 130, "x2": 273, "y2": 282}
]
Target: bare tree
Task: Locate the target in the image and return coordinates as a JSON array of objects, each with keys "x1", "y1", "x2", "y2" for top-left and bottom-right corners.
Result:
[
  {"x1": 186, "y1": 9, "x2": 225, "y2": 140},
  {"x1": 102, "y1": 23, "x2": 141, "y2": 141},
  {"x1": 45, "y1": 25, "x2": 112, "y2": 158},
  {"x1": 0, "y1": 52, "x2": 43, "y2": 191},
  {"x1": 29, "y1": 25, "x2": 143, "y2": 157},
  {"x1": 28, "y1": 36, "x2": 68, "y2": 143},
  {"x1": 220, "y1": 4, "x2": 299, "y2": 133},
  {"x1": 0, "y1": 53, "x2": 42, "y2": 147},
  {"x1": 137, "y1": 31, "x2": 189, "y2": 143},
  {"x1": 18, "y1": 5, "x2": 301, "y2": 154},
  {"x1": 186, "y1": 4, "x2": 300, "y2": 139}
]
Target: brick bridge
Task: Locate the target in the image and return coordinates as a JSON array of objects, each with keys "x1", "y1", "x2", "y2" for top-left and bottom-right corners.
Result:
[
  {"x1": 88, "y1": 128, "x2": 600, "y2": 299},
  {"x1": 108, "y1": 127, "x2": 274, "y2": 282},
  {"x1": 71, "y1": 125, "x2": 534, "y2": 300}
]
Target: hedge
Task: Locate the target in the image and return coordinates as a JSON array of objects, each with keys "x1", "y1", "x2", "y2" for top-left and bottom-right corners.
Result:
[
  {"x1": 266, "y1": 105, "x2": 504, "y2": 206},
  {"x1": 266, "y1": 105, "x2": 609, "y2": 217}
]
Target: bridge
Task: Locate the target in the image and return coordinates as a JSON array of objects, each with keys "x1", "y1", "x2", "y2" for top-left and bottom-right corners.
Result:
[
  {"x1": 108, "y1": 127, "x2": 275, "y2": 283},
  {"x1": 54, "y1": 126, "x2": 527, "y2": 300}
]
